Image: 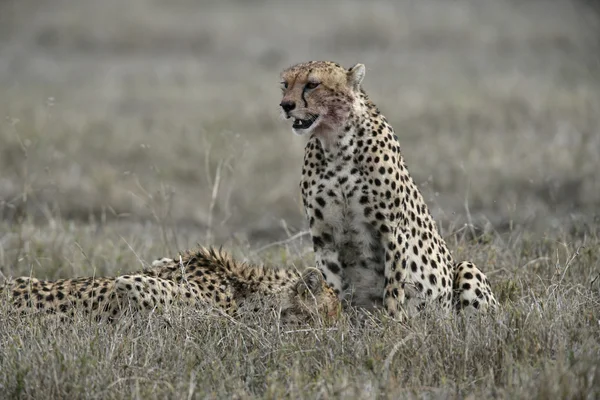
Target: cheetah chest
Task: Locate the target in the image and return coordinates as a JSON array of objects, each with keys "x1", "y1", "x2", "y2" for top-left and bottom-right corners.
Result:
[{"x1": 302, "y1": 157, "x2": 385, "y2": 308}]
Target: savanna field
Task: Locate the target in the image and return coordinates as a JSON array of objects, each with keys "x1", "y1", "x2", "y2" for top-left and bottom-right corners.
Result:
[{"x1": 0, "y1": 0, "x2": 599, "y2": 398}]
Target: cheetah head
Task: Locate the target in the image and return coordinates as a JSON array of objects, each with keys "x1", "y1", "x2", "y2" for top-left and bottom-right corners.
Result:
[
  {"x1": 279, "y1": 61, "x2": 365, "y2": 136},
  {"x1": 280, "y1": 268, "x2": 340, "y2": 325}
]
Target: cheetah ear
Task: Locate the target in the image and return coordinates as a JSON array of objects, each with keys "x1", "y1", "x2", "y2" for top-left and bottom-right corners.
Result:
[
  {"x1": 296, "y1": 268, "x2": 324, "y2": 296},
  {"x1": 347, "y1": 63, "x2": 366, "y2": 89}
]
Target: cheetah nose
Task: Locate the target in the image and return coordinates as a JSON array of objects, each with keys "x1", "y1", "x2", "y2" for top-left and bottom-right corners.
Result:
[{"x1": 280, "y1": 100, "x2": 296, "y2": 113}]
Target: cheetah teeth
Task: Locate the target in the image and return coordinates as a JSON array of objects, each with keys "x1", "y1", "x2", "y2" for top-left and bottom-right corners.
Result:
[{"x1": 293, "y1": 117, "x2": 316, "y2": 129}]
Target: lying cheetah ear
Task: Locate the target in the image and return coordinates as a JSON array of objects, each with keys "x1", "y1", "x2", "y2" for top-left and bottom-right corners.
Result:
[
  {"x1": 347, "y1": 63, "x2": 366, "y2": 89},
  {"x1": 296, "y1": 268, "x2": 324, "y2": 296}
]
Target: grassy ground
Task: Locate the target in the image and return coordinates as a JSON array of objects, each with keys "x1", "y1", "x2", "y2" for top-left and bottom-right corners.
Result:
[{"x1": 0, "y1": 0, "x2": 599, "y2": 398}]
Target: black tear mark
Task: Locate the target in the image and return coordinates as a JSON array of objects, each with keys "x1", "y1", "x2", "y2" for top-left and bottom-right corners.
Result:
[
  {"x1": 301, "y1": 89, "x2": 308, "y2": 108},
  {"x1": 301, "y1": 68, "x2": 313, "y2": 108}
]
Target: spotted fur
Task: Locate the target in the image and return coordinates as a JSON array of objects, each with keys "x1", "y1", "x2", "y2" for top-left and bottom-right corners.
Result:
[
  {"x1": 280, "y1": 61, "x2": 498, "y2": 319},
  {"x1": 1, "y1": 247, "x2": 340, "y2": 324}
]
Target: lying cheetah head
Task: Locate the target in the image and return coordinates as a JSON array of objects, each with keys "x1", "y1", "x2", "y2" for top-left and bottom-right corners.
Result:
[
  {"x1": 279, "y1": 61, "x2": 365, "y2": 136},
  {"x1": 280, "y1": 268, "x2": 340, "y2": 324}
]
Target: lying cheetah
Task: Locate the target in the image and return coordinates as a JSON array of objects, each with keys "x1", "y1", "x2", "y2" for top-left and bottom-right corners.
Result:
[
  {"x1": 1, "y1": 247, "x2": 339, "y2": 324},
  {"x1": 279, "y1": 61, "x2": 497, "y2": 319}
]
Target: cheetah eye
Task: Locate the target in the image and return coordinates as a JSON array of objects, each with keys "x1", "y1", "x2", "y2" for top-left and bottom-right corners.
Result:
[
  {"x1": 305, "y1": 81, "x2": 320, "y2": 90},
  {"x1": 280, "y1": 81, "x2": 288, "y2": 89}
]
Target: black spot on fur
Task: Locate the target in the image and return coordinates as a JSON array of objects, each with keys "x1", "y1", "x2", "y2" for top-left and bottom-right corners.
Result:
[
  {"x1": 429, "y1": 274, "x2": 437, "y2": 285},
  {"x1": 326, "y1": 262, "x2": 340, "y2": 274},
  {"x1": 313, "y1": 236, "x2": 324, "y2": 249},
  {"x1": 314, "y1": 209, "x2": 324, "y2": 220}
]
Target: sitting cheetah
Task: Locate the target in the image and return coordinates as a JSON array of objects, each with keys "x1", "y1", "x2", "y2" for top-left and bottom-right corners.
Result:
[
  {"x1": 279, "y1": 61, "x2": 497, "y2": 319},
  {"x1": 1, "y1": 247, "x2": 339, "y2": 324}
]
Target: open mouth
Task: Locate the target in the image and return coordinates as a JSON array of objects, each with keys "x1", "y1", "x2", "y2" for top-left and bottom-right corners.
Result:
[{"x1": 292, "y1": 115, "x2": 319, "y2": 130}]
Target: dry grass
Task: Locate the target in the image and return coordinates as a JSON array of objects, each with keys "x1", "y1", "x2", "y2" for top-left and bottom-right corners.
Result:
[
  {"x1": 0, "y1": 0, "x2": 599, "y2": 398},
  {"x1": 1, "y1": 221, "x2": 599, "y2": 399}
]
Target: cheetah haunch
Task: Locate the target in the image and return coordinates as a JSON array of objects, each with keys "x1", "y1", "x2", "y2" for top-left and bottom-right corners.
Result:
[
  {"x1": 280, "y1": 61, "x2": 497, "y2": 319},
  {"x1": 1, "y1": 247, "x2": 339, "y2": 325}
]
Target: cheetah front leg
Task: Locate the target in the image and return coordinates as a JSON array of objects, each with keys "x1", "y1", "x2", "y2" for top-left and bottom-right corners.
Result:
[
  {"x1": 381, "y1": 227, "x2": 408, "y2": 320},
  {"x1": 310, "y1": 225, "x2": 346, "y2": 301},
  {"x1": 314, "y1": 244, "x2": 345, "y2": 299}
]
